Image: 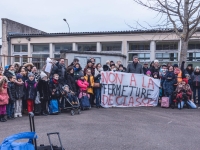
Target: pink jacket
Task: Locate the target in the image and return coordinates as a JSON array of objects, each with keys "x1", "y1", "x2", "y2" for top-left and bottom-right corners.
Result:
[
  {"x1": 77, "y1": 79, "x2": 89, "y2": 91},
  {"x1": 0, "y1": 87, "x2": 9, "y2": 105}
]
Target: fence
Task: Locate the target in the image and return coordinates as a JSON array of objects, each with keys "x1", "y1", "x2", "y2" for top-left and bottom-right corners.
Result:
[{"x1": 0, "y1": 55, "x2": 68, "y2": 70}]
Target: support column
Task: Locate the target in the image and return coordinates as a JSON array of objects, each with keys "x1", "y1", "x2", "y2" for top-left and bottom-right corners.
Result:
[
  {"x1": 72, "y1": 43, "x2": 77, "y2": 51},
  {"x1": 122, "y1": 41, "x2": 128, "y2": 66},
  {"x1": 178, "y1": 39, "x2": 181, "y2": 65},
  {"x1": 150, "y1": 41, "x2": 156, "y2": 61},
  {"x1": 97, "y1": 42, "x2": 101, "y2": 52},
  {"x1": 28, "y1": 43, "x2": 32, "y2": 62},
  {"x1": 49, "y1": 43, "x2": 53, "y2": 58}
]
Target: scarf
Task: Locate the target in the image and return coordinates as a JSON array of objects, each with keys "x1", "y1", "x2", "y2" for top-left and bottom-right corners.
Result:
[
  {"x1": 186, "y1": 68, "x2": 193, "y2": 75},
  {"x1": 27, "y1": 79, "x2": 36, "y2": 86},
  {"x1": 9, "y1": 70, "x2": 15, "y2": 76},
  {"x1": 74, "y1": 67, "x2": 79, "y2": 72},
  {"x1": 53, "y1": 79, "x2": 58, "y2": 84},
  {"x1": 194, "y1": 71, "x2": 200, "y2": 75}
]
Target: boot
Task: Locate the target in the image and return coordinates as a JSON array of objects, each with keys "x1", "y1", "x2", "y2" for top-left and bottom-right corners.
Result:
[{"x1": 0, "y1": 115, "x2": 7, "y2": 122}]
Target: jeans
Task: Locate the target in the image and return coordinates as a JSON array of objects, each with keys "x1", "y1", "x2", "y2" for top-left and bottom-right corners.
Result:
[
  {"x1": 95, "y1": 88, "x2": 101, "y2": 107},
  {"x1": 178, "y1": 100, "x2": 197, "y2": 109},
  {"x1": 193, "y1": 87, "x2": 200, "y2": 104},
  {"x1": 6, "y1": 103, "x2": 14, "y2": 117}
]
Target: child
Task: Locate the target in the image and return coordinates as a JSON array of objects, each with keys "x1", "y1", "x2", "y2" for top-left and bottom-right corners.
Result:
[
  {"x1": 176, "y1": 78, "x2": 196, "y2": 109},
  {"x1": 84, "y1": 69, "x2": 94, "y2": 106},
  {"x1": 62, "y1": 85, "x2": 78, "y2": 105},
  {"x1": 24, "y1": 73, "x2": 37, "y2": 113},
  {"x1": 153, "y1": 72, "x2": 159, "y2": 79},
  {"x1": 118, "y1": 64, "x2": 125, "y2": 72},
  {"x1": 7, "y1": 75, "x2": 17, "y2": 119},
  {"x1": 38, "y1": 71, "x2": 50, "y2": 115},
  {"x1": 146, "y1": 70, "x2": 151, "y2": 77},
  {"x1": 15, "y1": 74, "x2": 24, "y2": 117},
  {"x1": 0, "y1": 76, "x2": 9, "y2": 122},
  {"x1": 77, "y1": 74, "x2": 89, "y2": 92}
]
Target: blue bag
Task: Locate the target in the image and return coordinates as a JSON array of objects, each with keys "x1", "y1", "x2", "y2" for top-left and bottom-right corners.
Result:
[
  {"x1": 0, "y1": 132, "x2": 37, "y2": 150},
  {"x1": 49, "y1": 99, "x2": 59, "y2": 114},
  {"x1": 80, "y1": 95, "x2": 90, "y2": 108}
]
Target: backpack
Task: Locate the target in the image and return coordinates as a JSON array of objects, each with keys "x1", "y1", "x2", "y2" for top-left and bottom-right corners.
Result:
[{"x1": 161, "y1": 97, "x2": 169, "y2": 108}]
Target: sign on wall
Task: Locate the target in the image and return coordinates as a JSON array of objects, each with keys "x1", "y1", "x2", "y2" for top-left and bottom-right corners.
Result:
[{"x1": 101, "y1": 71, "x2": 160, "y2": 107}]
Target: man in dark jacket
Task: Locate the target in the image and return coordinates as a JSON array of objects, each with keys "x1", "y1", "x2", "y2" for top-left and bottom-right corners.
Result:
[
  {"x1": 68, "y1": 58, "x2": 79, "y2": 68},
  {"x1": 143, "y1": 62, "x2": 149, "y2": 75},
  {"x1": 126, "y1": 56, "x2": 143, "y2": 74}
]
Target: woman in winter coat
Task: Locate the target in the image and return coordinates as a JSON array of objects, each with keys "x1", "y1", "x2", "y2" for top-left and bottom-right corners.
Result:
[
  {"x1": 175, "y1": 78, "x2": 196, "y2": 109},
  {"x1": 66, "y1": 67, "x2": 77, "y2": 94},
  {"x1": 0, "y1": 76, "x2": 9, "y2": 122},
  {"x1": 24, "y1": 73, "x2": 38, "y2": 113},
  {"x1": 19, "y1": 67, "x2": 28, "y2": 82},
  {"x1": 4, "y1": 65, "x2": 15, "y2": 79},
  {"x1": 191, "y1": 66, "x2": 200, "y2": 106},
  {"x1": 74, "y1": 63, "x2": 83, "y2": 82},
  {"x1": 84, "y1": 60, "x2": 95, "y2": 76},
  {"x1": 181, "y1": 61, "x2": 194, "y2": 78},
  {"x1": 94, "y1": 63, "x2": 103, "y2": 108}
]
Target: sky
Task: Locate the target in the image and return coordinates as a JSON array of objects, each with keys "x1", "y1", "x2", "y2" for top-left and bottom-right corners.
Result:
[{"x1": 0, "y1": 0, "x2": 157, "y2": 43}]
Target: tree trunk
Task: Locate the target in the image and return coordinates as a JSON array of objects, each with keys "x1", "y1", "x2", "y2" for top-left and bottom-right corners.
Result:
[{"x1": 179, "y1": 39, "x2": 188, "y2": 65}]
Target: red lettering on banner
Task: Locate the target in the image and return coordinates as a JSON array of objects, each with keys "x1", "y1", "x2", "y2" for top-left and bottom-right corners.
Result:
[
  {"x1": 102, "y1": 95, "x2": 109, "y2": 105},
  {"x1": 116, "y1": 96, "x2": 123, "y2": 105},
  {"x1": 148, "y1": 78, "x2": 154, "y2": 89},
  {"x1": 142, "y1": 76, "x2": 146, "y2": 88},
  {"x1": 123, "y1": 97, "x2": 127, "y2": 106},
  {"x1": 142, "y1": 98, "x2": 150, "y2": 106},
  {"x1": 136, "y1": 98, "x2": 141, "y2": 106},
  {"x1": 108, "y1": 95, "x2": 114, "y2": 105},
  {"x1": 128, "y1": 97, "x2": 134, "y2": 106},
  {"x1": 101, "y1": 72, "x2": 109, "y2": 84},
  {"x1": 108, "y1": 72, "x2": 116, "y2": 83},
  {"x1": 116, "y1": 73, "x2": 123, "y2": 84},
  {"x1": 130, "y1": 74, "x2": 137, "y2": 86}
]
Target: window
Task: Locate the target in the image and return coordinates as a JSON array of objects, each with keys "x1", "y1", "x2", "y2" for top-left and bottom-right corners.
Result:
[
  {"x1": 54, "y1": 54, "x2": 60, "y2": 59},
  {"x1": 155, "y1": 53, "x2": 178, "y2": 61},
  {"x1": 32, "y1": 54, "x2": 49, "y2": 69},
  {"x1": 14, "y1": 55, "x2": 20, "y2": 62},
  {"x1": 187, "y1": 53, "x2": 194, "y2": 61},
  {"x1": 54, "y1": 44, "x2": 72, "y2": 52},
  {"x1": 33, "y1": 45, "x2": 49, "y2": 52},
  {"x1": 14, "y1": 45, "x2": 28, "y2": 52},
  {"x1": 102, "y1": 42, "x2": 121, "y2": 51},
  {"x1": 78, "y1": 43, "x2": 96, "y2": 51},
  {"x1": 128, "y1": 53, "x2": 150, "y2": 61},
  {"x1": 129, "y1": 43, "x2": 150, "y2": 50},
  {"x1": 156, "y1": 42, "x2": 178, "y2": 50},
  {"x1": 188, "y1": 42, "x2": 200, "y2": 50},
  {"x1": 22, "y1": 55, "x2": 28, "y2": 64}
]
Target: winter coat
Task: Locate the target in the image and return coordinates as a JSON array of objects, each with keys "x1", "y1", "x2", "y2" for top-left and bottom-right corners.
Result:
[
  {"x1": 150, "y1": 66, "x2": 160, "y2": 78},
  {"x1": 38, "y1": 79, "x2": 50, "y2": 101},
  {"x1": 51, "y1": 62, "x2": 67, "y2": 84},
  {"x1": 84, "y1": 75, "x2": 94, "y2": 94},
  {"x1": 84, "y1": 66, "x2": 95, "y2": 76},
  {"x1": 66, "y1": 73, "x2": 77, "y2": 92},
  {"x1": 4, "y1": 70, "x2": 15, "y2": 78},
  {"x1": 15, "y1": 82, "x2": 24, "y2": 100},
  {"x1": 143, "y1": 67, "x2": 149, "y2": 75},
  {"x1": 174, "y1": 68, "x2": 182, "y2": 83},
  {"x1": 77, "y1": 79, "x2": 89, "y2": 92},
  {"x1": 127, "y1": 63, "x2": 143, "y2": 74},
  {"x1": 163, "y1": 79, "x2": 174, "y2": 96},
  {"x1": 191, "y1": 72, "x2": 200, "y2": 87},
  {"x1": 7, "y1": 82, "x2": 17, "y2": 103},
  {"x1": 49, "y1": 79, "x2": 62, "y2": 100},
  {"x1": 94, "y1": 68, "x2": 101, "y2": 84},
  {"x1": 175, "y1": 83, "x2": 192, "y2": 100},
  {"x1": 24, "y1": 80, "x2": 38, "y2": 101},
  {"x1": 0, "y1": 84, "x2": 9, "y2": 105},
  {"x1": 22, "y1": 75, "x2": 28, "y2": 82},
  {"x1": 103, "y1": 65, "x2": 111, "y2": 71}
]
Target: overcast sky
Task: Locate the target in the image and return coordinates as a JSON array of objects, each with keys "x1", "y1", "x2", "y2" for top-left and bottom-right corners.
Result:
[{"x1": 0, "y1": 0, "x2": 157, "y2": 43}]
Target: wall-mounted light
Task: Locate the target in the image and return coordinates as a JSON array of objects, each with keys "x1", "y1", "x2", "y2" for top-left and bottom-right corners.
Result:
[
  {"x1": 26, "y1": 37, "x2": 31, "y2": 41},
  {"x1": 17, "y1": 38, "x2": 21, "y2": 43}
]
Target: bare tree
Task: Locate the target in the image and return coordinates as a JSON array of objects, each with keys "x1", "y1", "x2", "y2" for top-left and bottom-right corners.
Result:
[{"x1": 133, "y1": 0, "x2": 200, "y2": 64}]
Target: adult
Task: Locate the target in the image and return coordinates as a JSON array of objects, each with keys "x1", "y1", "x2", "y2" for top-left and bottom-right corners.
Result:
[
  {"x1": 68, "y1": 58, "x2": 79, "y2": 68},
  {"x1": 51, "y1": 58, "x2": 67, "y2": 85},
  {"x1": 13, "y1": 62, "x2": 20, "y2": 74},
  {"x1": 118, "y1": 64, "x2": 125, "y2": 72},
  {"x1": 23, "y1": 63, "x2": 34, "y2": 73},
  {"x1": 126, "y1": 56, "x2": 143, "y2": 74},
  {"x1": 74, "y1": 63, "x2": 83, "y2": 82},
  {"x1": 94, "y1": 63, "x2": 103, "y2": 108},
  {"x1": 66, "y1": 67, "x2": 77, "y2": 94},
  {"x1": 31, "y1": 66, "x2": 40, "y2": 82},
  {"x1": 84, "y1": 60, "x2": 95, "y2": 76},
  {"x1": 191, "y1": 66, "x2": 200, "y2": 105},
  {"x1": 142, "y1": 62, "x2": 149, "y2": 75},
  {"x1": 173, "y1": 64, "x2": 182, "y2": 84},
  {"x1": 181, "y1": 61, "x2": 194, "y2": 78},
  {"x1": 4, "y1": 65, "x2": 15, "y2": 78},
  {"x1": 150, "y1": 60, "x2": 160, "y2": 78}
]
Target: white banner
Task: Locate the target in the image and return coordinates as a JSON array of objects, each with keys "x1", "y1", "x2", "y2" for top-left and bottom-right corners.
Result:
[{"x1": 101, "y1": 71, "x2": 160, "y2": 107}]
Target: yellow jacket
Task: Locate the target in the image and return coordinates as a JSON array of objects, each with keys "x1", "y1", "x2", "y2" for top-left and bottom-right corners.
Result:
[{"x1": 84, "y1": 75, "x2": 94, "y2": 94}]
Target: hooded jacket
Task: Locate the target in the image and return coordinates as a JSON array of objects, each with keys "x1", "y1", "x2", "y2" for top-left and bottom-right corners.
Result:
[
  {"x1": 77, "y1": 79, "x2": 89, "y2": 91},
  {"x1": 7, "y1": 81, "x2": 17, "y2": 103},
  {"x1": 66, "y1": 73, "x2": 77, "y2": 92},
  {"x1": 24, "y1": 79, "x2": 37, "y2": 101},
  {"x1": 191, "y1": 71, "x2": 200, "y2": 87},
  {"x1": 0, "y1": 83, "x2": 9, "y2": 105},
  {"x1": 38, "y1": 79, "x2": 50, "y2": 101},
  {"x1": 15, "y1": 82, "x2": 24, "y2": 100}
]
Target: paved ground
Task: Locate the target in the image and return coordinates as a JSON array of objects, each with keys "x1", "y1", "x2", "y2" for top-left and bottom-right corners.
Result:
[{"x1": 0, "y1": 107, "x2": 200, "y2": 150}]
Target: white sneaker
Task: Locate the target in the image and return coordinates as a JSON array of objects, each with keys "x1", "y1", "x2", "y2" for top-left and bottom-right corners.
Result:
[
  {"x1": 14, "y1": 114, "x2": 18, "y2": 118},
  {"x1": 19, "y1": 114, "x2": 22, "y2": 117}
]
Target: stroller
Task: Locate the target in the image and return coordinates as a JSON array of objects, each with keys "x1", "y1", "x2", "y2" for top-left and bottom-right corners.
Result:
[{"x1": 61, "y1": 94, "x2": 81, "y2": 116}]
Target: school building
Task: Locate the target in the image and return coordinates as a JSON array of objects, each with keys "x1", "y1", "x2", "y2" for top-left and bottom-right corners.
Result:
[{"x1": 1, "y1": 18, "x2": 200, "y2": 68}]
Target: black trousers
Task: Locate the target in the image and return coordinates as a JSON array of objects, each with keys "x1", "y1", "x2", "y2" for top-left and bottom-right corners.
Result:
[{"x1": 89, "y1": 93, "x2": 94, "y2": 105}]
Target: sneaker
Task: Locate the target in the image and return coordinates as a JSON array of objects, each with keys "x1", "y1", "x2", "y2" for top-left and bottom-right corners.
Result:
[
  {"x1": 19, "y1": 114, "x2": 22, "y2": 117},
  {"x1": 14, "y1": 114, "x2": 18, "y2": 118}
]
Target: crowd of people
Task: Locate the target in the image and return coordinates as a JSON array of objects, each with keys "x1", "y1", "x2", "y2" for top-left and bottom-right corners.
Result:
[{"x1": 0, "y1": 55, "x2": 199, "y2": 122}]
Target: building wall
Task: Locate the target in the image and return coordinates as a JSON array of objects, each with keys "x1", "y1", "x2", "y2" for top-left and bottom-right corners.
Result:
[{"x1": 1, "y1": 18, "x2": 45, "y2": 66}]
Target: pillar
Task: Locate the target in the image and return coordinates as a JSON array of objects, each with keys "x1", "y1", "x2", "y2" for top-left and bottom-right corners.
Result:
[
  {"x1": 28, "y1": 43, "x2": 32, "y2": 62},
  {"x1": 150, "y1": 41, "x2": 156, "y2": 61},
  {"x1": 97, "y1": 42, "x2": 101, "y2": 52},
  {"x1": 49, "y1": 43, "x2": 53, "y2": 58},
  {"x1": 122, "y1": 41, "x2": 128, "y2": 66},
  {"x1": 72, "y1": 43, "x2": 77, "y2": 51}
]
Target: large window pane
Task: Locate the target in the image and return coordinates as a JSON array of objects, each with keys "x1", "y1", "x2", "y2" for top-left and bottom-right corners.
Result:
[
  {"x1": 22, "y1": 45, "x2": 28, "y2": 52},
  {"x1": 32, "y1": 54, "x2": 49, "y2": 69},
  {"x1": 22, "y1": 55, "x2": 28, "y2": 64},
  {"x1": 78, "y1": 43, "x2": 96, "y2": 51},
  {"x1": 14, "y1": 45, "x2": 20, "y2": 52},
  {"x1": 129, "y1": 43, "x2": 150, "y2": 50},
  {"x1": 102, "y1": 42, "x2": 121, "y2": 51},
  {"x1": 128, "y1": 53, "x2": 150, "y2": 61},
  {"x1": 33, "y1": 45, "x2": 49, "y2": 52},
  {"x1": 156, "y1": 42, "x2": 178, "y2": 50},
  {"x1": 156, "y1": 53, "x2": 178, "y2": 61},
  {"x1": 55, "y1": 44, "x2": 72, "y2": 52},
  {"x1": 14, "y1": 45, "x2": 28, "y2": 52},
  {"x1": 14, "y1": 55, "x2": 20, "y2": 62}
]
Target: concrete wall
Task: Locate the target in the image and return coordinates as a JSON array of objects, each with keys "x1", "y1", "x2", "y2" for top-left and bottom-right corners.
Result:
[{"x1": 1, "y1": 18, "x2": 46, "y2": 66}]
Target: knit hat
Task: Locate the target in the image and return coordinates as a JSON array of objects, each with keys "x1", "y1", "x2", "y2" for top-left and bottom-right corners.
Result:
[
  {"x1": 166, "y1": 72, "x2": 173, "y2": 80},
  {"x1": 185, "y1": 74, "x2": 190, "y2": 77},
  {"x1": 154, "y1": 60, "x2": 159, "y2": 63},
  {"x1": 182, "y1": 78, "x2": 188, "y2": 84},
  {"x1": 4, "y1": 65, "x2": 9, "y2": 70},
  {"x1": 62, "y1": 85, "x2": 69, "y2": 90},
  {"x1": 173, "y1": 64, "x2": 178, "y2": 67},
  {"x1": 28, "y1": 72, "x2": 35, "y2": 77},
  {"x1": 16, "y1": 73, "x2": 22, "y2": 80},
  {"x1": 79, "y1": 73, "x2": 84, "y2": 79},
  {"x1": 40, "y1": 71, "x2": 47, "y2": 79},
  {"x1": 146, "y1": 70, "x2": 151, "y2": 75},
  {"x1": 187, "y1": 64, "x2": 193, "y2": 67},
  {"x1": 162, "y1": 63, "x2": 167, "y2": 67},
  {"x1": 195, "y1": 66, "x2": 200, "y2": 70},
  {"x1": 87, "y1": 60, "x2": 92, "y2": 64},
  {"x1": 143, "y1": 61, "x2": 148, "y2": 65}
]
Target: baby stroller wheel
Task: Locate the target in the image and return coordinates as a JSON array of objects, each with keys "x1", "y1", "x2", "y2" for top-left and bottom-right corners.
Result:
[
  {"x1": 78, "y1": 109, "x2": 81, "y2": 114},
  {"x1": 71, "y1": 110, "x2": 75, "y2": 116}
]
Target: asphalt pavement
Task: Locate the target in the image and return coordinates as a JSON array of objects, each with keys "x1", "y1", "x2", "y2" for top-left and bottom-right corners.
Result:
[{"x1": 0, "y1": 107, "x2": 200, "y2": 150}]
